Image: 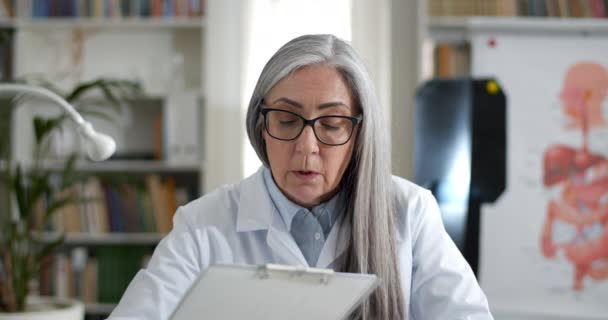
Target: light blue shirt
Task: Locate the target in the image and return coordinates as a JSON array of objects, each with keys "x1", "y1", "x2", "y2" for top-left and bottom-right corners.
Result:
[{"x1": 262, "y1": 167, "x2": 342, "y2": 239}]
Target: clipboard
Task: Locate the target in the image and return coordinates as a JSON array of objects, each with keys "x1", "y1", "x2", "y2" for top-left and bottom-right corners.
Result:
[{"x1": 170, "y1": 264, "x2": 380, "y2": 320}]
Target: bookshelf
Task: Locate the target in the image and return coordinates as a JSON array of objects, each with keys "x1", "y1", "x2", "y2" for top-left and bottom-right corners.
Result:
[
  {"x1": 84, "y1": 303, "x2": 116, "y2": 315},
  {"x1": 429, "y1": 16, "x2": 608, "y2": 43},
  {"x1": 0, "y1": 18, "x2": 206, "y2": 29},
  {"x1": 421, "y1": 1, "x2": 608, "y2": 79},
  {"x1": 18, "y1": 17, "x2": 206, "y2": 29},
  {"x1": 38, "y1": 232, "x2": 165, "y2": 246},
  {"x1": 40, "y1": 159, "x2": 204, "y2": 172},
  {"x1": 0, "y1": 1, "x2": 208, "y2": 318}
]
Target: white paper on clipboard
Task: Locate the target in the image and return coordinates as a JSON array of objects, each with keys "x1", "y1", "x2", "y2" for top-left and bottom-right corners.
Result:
[{"x1": 170, "y1": 264, "x2": 380, "y2": 320}]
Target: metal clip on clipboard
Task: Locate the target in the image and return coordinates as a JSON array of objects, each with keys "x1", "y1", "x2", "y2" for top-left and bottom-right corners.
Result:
[{"x1": 256, "y1": 264, "x2": 335, "y2": 285}]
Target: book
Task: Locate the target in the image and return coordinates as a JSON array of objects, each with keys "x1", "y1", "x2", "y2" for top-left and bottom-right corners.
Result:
[
  {"x1": 163, "y1": 92, "x2": 201, "y2": 165},
  {"x1": 581, "y1": 0, "x2": 593, "y2": 16},
  {"x1": 570, "y1": 0, "x2": 584, "y2": 17},
  {"x1": 104, "y1": 185, "x2": 125, "y2": 232},
  {"x1": 147, "y1": 174, "x2": 171, "y2": 234},
  {"x1": 83, "y1": 258, "x2": 98, "y2": 303},
  {"x1": 434, "y1": 43, "x2": 471, "y2": 78},
  {"x1": 546, "y1": 0, "x2": 559, "y2": 17},
  {"x1": 436, "y1": 44, "x2": 453, "y2": 78},
  {"x1": 590, "y1": 0, "x2": 606, "y2": 17},
  {"x1": 557, "y1": 0, "x2": 571, "y2": 17},
  {"x1": 97, "y1": 246, "x2": 151, "y2": 303},
  {"x1": 164, "y1": 176, "x2": 178, "y2": 231},
  {"x1": 498, "y1": 0, "x2": 519, "y2": 16}
]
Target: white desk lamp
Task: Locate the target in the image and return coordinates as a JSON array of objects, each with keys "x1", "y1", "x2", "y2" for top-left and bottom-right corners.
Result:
[{"x1": 0, "y1": 83, "x2": 116, "y2": 161}]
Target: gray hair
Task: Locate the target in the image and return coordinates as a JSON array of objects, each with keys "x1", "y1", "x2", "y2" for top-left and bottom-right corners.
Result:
[{"x1": 246, "y1": 34, "x2": 404, "y2": 320}]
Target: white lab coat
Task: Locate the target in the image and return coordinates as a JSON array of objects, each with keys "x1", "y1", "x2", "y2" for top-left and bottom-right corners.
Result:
[{"x1": 108, "y1": 168, "x2": 493, "y2": 320}]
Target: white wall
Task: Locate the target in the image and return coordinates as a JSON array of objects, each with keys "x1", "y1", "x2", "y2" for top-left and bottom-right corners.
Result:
[
  {"x1": 389, "y1": 0, "x2": 425, "y2": 180},
  {"x1": 203, "y1": 0, "x2": 246, "y2": 192}
]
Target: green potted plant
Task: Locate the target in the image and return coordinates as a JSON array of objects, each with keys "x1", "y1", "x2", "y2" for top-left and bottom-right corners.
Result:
[{"x1": 0, "y1": 79, "x2": 142, "y2": 319}]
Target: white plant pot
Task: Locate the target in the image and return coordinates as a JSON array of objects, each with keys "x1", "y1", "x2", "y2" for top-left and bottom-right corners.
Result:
[{"x1": 0, "y1": 296, "x2": 84, "y2": 320}]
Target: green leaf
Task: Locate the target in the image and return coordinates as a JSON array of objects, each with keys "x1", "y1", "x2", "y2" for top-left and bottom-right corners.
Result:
[
  {"x1": 41, "y1": 194, "x2": 94, "y2": 227},
  {"x1": 0, "y1": 170, "x2": 9, "y2": 186},
  {"x1": 78, "y1": 109, "x2": 115, "y2": 122},
  {"x1": 67, "y1": 78, "x2": 143, "y2": 116},
  {"x1": 11, "y1": 165, "x2": 27, "y2": 221},
  {"x1": 35, "y1": 232, "x2": 65, "y2": 261},
  {"x1": 24, "y1": 171, "x2": 52, "y2": 230},
  {"x1": 58, "y1": 154, "x2": 92, "y2": 192},
  {"x1": 107, "y1": 79, "x2": 143, "y2": 98},
  {"x1": 60, "y1": 153, "x2": 78, "y2": 189},
  {"x1": 0, "y1": 99, "x2": 12, "y2": 159},
  {"x1": 33, "y1": 115, "x2": 67, "y2": 145},
  {"x1": 42, "y1": 196, "x2": 73, "y2": 226},
  {"x1": 66, "y1": 79, "x2": 105, "y2": 102},
  {"x1": 28, "y1": 171, "x2": 51, "y2": 201},
  {"x1": 99, "y1": 82, "x2": 121, "y2": 107}
]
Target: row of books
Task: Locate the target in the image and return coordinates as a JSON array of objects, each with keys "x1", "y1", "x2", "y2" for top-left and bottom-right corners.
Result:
[
  {"x1": 428, "y1": 0, "x2": 608, "y2": 18},
  {"x1": 38, "y1": 246, "x2": 152, "y2": 304},
  {"x1": 0, "y1": 0, "x2": 12, "y2": 18},
  {"x1": 521, "y1": 0, "x2": 608, "y2": 17},
  {"x1": 35, "y1": 174, "x2": 193, "y2": 234},
  {"x1": 434, "y1": 43, "x2": 471, "y2": 78},
  {"x1": 27, "y1": 0, "x2": 205, "y2": 19}
]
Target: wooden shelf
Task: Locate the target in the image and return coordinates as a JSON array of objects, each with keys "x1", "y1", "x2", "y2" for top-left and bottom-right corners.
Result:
[
  {"x1": 40, "y1": 159, "x2": 204, "y2": 173},
  {"x1": 85, "y1": 302, "x2": 116, "y2": 315},
  {"x1": 0, "y1": 18, "x2": 14, "y2": 27},
  {"x1": 39, "y1": 232, "x2": 165, "y2": 245},
  {"x1": 429, "y1": 16, "x2": 608, "y2": 43},
  {"x1": 16, "y1": 17, "x2": 206, "y2": 29}
]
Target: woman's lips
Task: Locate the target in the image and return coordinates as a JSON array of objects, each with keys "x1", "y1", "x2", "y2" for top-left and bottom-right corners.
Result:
[{"x1": 292, "y1": 170, "x2": 320, "y2": 181}]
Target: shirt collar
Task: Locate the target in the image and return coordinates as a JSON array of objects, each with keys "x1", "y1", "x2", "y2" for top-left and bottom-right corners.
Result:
[{"x1": 262, "y1": 167, "x2": 342, "y2": 232}]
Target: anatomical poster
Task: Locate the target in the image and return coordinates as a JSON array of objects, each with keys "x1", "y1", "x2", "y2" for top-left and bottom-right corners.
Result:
[{"x1": 472, "y1": 33, "x2": 608, "y2": 318}]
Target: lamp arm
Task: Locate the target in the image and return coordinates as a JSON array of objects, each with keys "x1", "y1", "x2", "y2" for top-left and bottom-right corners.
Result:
[
  {"x1": 0, "y1": 83, "x2": 116, "y2": 161},
  {"x1": 0, "y1": 83, "x2": 85, "y2": 125}
]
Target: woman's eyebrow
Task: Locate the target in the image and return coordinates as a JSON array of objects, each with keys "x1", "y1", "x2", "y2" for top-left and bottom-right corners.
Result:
[
  {"x1": 317, "y1": 102, "x2": 350, "y2": 111},
  {"x1": 269, "y1": 97, "x2": 303, "y2": 108},
  {"x1": 270, "y1": 97, "x2": 350, "y2": 110}
]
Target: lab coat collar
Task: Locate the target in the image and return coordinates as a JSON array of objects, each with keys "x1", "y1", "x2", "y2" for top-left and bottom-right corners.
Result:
[
  {"x1": 266, "y1": 206, "x2": 308, "y2": 266},
  {"x1": 235, "y1": 167, "x2": 308, "y2": 265},
  {"x1": 235, "y1": 167, "x2": 350, "y2": 267},
  {"x1": 235, "y1": 167, "x2": 274, "y2": 232}
]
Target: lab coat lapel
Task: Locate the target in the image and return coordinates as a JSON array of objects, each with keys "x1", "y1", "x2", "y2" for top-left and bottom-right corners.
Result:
[
  {"x1": 236, "y1": 167, "x2": 308, "y2": 266},
  {"x1": 266, "y1": 210, "x2": 308, "y2": 266},
  {"x1": 317, "y1": 212, "x2": 351, "y2": 268}
]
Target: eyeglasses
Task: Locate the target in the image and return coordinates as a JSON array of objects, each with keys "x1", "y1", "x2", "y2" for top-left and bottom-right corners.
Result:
[{"x1": 261, "y1": 107, "x2": 363, "y2": 146}]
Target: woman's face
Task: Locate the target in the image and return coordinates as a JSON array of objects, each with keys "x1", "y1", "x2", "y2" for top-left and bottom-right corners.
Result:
[{"x1": 263, "y1": 65, "x2": 358, "y2": 208}]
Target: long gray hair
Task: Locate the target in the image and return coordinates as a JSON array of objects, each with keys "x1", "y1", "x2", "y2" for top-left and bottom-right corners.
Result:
[{"x1": 246, "y1": 34, "x2": 404, "y2": 320}]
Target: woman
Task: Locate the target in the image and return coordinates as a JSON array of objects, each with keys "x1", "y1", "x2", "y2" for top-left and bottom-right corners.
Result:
[{"x1": 109, "y1": 34, "x2": 493, "y2": 320}]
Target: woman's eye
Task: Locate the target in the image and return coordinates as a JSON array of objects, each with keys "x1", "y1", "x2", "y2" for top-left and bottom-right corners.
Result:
[
  {"x1": 321, "y1": 123, "x2": 340, "y2": 131},
  {"x1": 280, "y1": 120, "x2": 298, "y2": 126},
  {"x1": 319, "y1": 118, "x2": 347, "y2": 131}
]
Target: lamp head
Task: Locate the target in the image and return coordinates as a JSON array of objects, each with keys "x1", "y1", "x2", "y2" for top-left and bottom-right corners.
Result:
[{"x1": 78, "y1": 121, "x2": 116, "y2": 161}]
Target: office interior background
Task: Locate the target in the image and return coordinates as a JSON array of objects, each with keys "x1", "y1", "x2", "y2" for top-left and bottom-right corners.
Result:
[{"x1": 0, "y1": 0, "x2": 607, "y2": 319}]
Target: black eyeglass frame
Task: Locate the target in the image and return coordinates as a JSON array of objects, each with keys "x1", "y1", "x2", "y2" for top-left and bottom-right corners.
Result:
[{"x1": 260, "y1": 107, "x2": 363, "y2": 146}]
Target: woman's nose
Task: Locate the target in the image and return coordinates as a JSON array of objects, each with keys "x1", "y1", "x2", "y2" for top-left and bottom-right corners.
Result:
[{"x1": 295, "y1": 125, "x2": 320, "y2": 154}]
